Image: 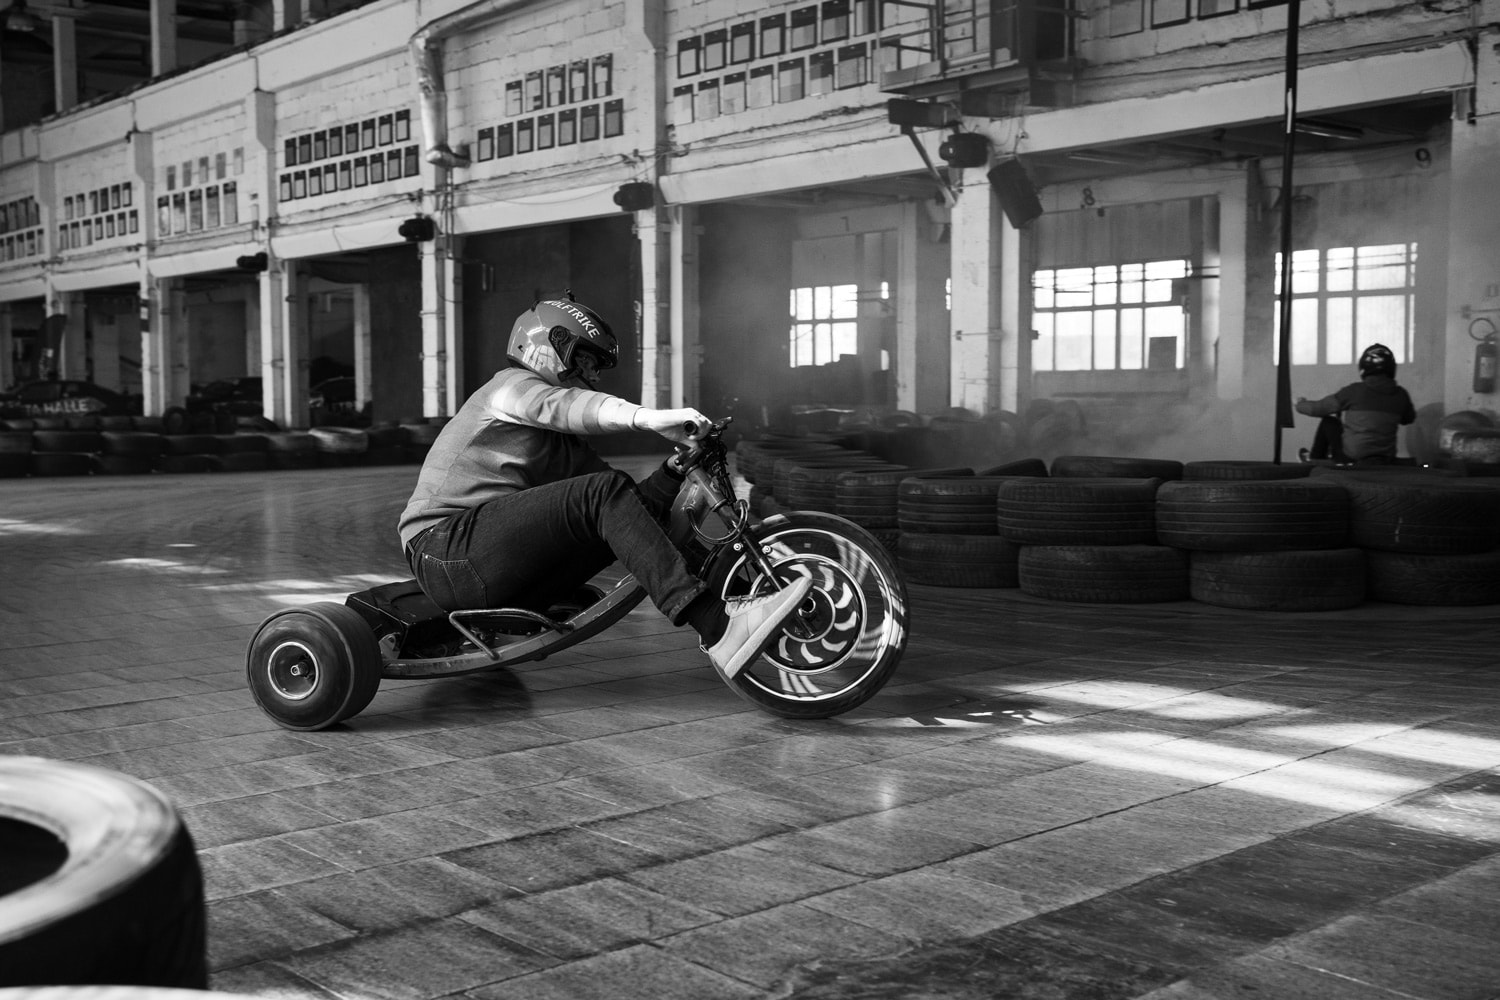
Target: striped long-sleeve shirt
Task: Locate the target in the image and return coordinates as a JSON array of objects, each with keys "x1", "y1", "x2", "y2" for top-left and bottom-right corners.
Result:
[{"x1": 398, "y1": 367, "x2": 647, "y2": 549}]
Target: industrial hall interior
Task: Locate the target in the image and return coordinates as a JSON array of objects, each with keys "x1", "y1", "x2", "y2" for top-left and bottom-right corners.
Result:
[{"x1": 2, "y1": 1, "x2": 1500, "y2": 1000}]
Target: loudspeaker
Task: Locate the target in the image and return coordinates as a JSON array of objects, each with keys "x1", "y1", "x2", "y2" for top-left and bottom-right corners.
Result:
[{"x1": 987, "y1": 158, "x2": 1043, "y2": 230}]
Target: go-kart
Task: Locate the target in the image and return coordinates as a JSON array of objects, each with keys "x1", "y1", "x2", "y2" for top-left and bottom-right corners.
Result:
[{"x1": 245, "y1": 418, "x2": 909, "y2": 731}]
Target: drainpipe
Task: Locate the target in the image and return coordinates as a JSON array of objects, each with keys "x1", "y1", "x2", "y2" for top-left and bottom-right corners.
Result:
[{"x1": 410, "y1": 0, "x2": 552, "y2": 168}]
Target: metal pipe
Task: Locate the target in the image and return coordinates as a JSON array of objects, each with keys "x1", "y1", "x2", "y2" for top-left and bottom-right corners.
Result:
[{"x1": 1272, "y1": 0, "x2": 1300, "y2": 463}]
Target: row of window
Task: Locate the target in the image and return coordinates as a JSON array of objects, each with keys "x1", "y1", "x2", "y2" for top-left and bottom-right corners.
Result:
[
  {"x1": 1110, "y1": 0, "x2": 1287, "y2": 37},
  {"x1": 0, "y1": 197, "x2": 39, "y2": 235},
  {"x1": 63, "y1": 183, "x2": 133, "y2": 222},
  {"x1": 1, "y1": 232, "x2": 40, "y2": 262},
  {"x1": 499, "y1": 56, "x2": 615, "y2": 118},
  {"x1": 674, "y1": 43, "x2": 883, "y2": 122},
  {"x1": 155, "y1": 184, "x2": 239, "y2": 237},
  {"x1": 787, "y1": 244, "x2": 1419, "y2": 373},
  {"x1": 164, "y1": 150, "x2": 245, "y2": 192},
  {"x1": 278, "y1": 147, "x2": 420, "y2": 201},
  {"x1": 283, "y1": 113, "x2": 410, "y2": 169},
  {"x1": 474, "y1": 101, "x2": 625, "y2": 161},
  {"x1": 676, "y1": 0, "x2": 905, "y2": 78},
  {"x1": 57, "y1": 211, "x2": 142, "y2": 251}
]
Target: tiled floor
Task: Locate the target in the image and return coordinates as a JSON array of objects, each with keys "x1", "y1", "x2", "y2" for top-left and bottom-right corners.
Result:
[{"x1": 2, "y1": 461, "x2": 1498, "y2": 1000}]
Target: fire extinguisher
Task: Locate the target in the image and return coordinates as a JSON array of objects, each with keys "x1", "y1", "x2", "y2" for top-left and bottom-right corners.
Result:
[{"x1": 1474, "y1": 319, "x2": 1499, "y2": 394}]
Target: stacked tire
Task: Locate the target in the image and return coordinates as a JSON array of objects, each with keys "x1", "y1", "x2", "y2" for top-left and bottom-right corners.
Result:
[
  {"x1": 310, "y1": 427, "x2": 369, "y2": 467},
  {"x1": 897, "y1": 474, "x2": 1024, "y2": 588},
  {"x1": 98, "y1": 431, "x2": 164, "y2": 475},
  {"x1": 1314, "y1": 469, "x2": 1500, "y2": 606},
  {"x1": 1157, "y1": 478, "x2": 1360, "y2": 611},
  {"x1": 263, "y1": 432, "x2": 320, "y2": 470},
  {"x1": 31, "y1": 429, "x2": 101, "y2": 477},
  {"x1": 0, "y1": 427, "x2": 32, "y2": 478},
  {"x1": 998, "y1": 475, "x2": 1185, "y2": 603},
  {"x1": 156, "y1": 433, "x2": 219, "y2": 474},
  {"x1": 834, "y1": 466, "x2": 972, "y2": 554},
  {"x1": 214, "y1": 433, "x2": 270, "y2": 472}
]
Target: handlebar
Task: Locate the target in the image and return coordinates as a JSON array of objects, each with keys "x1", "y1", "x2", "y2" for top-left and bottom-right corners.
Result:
[{"x1": 672, "y1": 416, "x2": 733, "y2": 472}]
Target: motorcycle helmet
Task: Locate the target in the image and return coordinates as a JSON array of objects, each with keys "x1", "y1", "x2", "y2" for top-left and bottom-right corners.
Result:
[
  {"x1": 1358, "y1": 343, "x2": 1396, "y2": 378},
  {"x1": 506, "y1": 295, "x2": 618, "y2": 387}
]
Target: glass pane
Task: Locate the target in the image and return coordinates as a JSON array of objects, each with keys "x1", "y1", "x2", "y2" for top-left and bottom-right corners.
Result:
[
  {"x1": 1032, "y1": 270, "x2": 1054, "y2": 309},
  {"x1": 792, "y1": 324, "x2": 813, "y2": 366},
  {"x1": 1325, "y1": 247, "x2": 1354, "y2": 292},
  {"x1": 814, "y1": 285, "x2": 832, "y2": 318},
  {"x1": 1325, "y1": 297, "x2": 1353, "y2": 364},
  {"x1": 1356, "y1": 296, "x2": 1406, "y2": 357},
  {"x1": 1357, "y1": 243, "x2": 1409, "y2": 290},
  {"x1": 1120, "y1": 262, "x2": 1143, "y2": 303},
  {"x1": 1144, "y1": 276, "x2": 1175, "y2": 302},
  {"x1": 831, "y1": 284, "x2": 859, "y2": 318},
  {"x1": 1290, "y1": 299, "x2": 1318, "y2": 365},
  {"x1": 794, "y1": 287, "x2": 813, "y2": 320},
  {"x1": 1119, "y1": 310, "x2": 1143, "y2": 369},
  {"x1": 832, "y1": 321, "x2": 858, "y2": 359},
  {"x1": 1292, "y1": 249, "x2": 1319, "y2": 294},
  {"x1": 1144, "y1": 259, "x2": 1187, "y2": 279},
  {"x1": 1094, "y1": 267, "x2": 1118, "y2": 306},
  {"x1": 1055, "y1": 267, "x2": 1093, "y2": 308},
  {"x1": 1055, "y1": 312, "x2": 1093, "y2": 371},
  {"x1": 1032, "y1": 313, "x2": 1054, "y2": 371},
  {"x1": 1093, "y1": 310, "x2": 1117, "y2": 370}
]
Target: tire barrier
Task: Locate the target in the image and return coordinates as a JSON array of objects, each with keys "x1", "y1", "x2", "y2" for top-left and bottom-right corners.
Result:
[
  {"x1": 995, "y1": 477, "x2": 1162, "y2": 546},
  {"x1": 899, "y1": 475, "x2": 1016, "y2": 536},
  {"x1": 95, "y1": 455, "x2": 156, "y2": 476},
  {"x1": 0, "y1": 757, "x2": 207, "y2": 988},
  {"x1": 977, "y1": 457, "x2": 1049, "y2": 478},
  {"x1": 1189, "y1": 548, "x2": 1366, "y2": 612},
  {"x1": 158, "y1": 434, "x2": 219, "y2": 457},
  {"x1": 770, "y1": 454, "x2": 885, "y2": 506},
  {"x1": 835, "y1": 466, "x2": 971, "y2": 530},
  {"x1": 100, "y1": 432, "x2": 165, "y2": 459},
  {"x1": 735, "y1": 438, "x2": 845, "y2": 485},
  {"x1": 1329, "y1": 475, "x2": 1500, "y2": 554},
  {"x1": 1182, "y1": 460, "x2": 1312, "y2": 481},
  {"x1": 263, "y1": 432, "x2": 321, "y2": 470},
  {"x1": 900, "y1": 532, "x2": 1020, "y2": 588},
  {"x1": 398, "y1": 422, "x2": 442, "y2": 464},
  {"x1": 1365, "y1": 549, "x2": 1500, "y2": 606},
  {"x1": 32, "y1": 430, "x2": 103, "y2": 454},
  {"x1": 783, "y1": 460, "x2": 900, "y2": 513},
  {"x1": 1155, "y1": 479, "x2": 1349, "y2": 552},
  {"x1": 1449, "y1": 429, "x2": 1500, "y2": 465},
  {"x1": 1019, "y1": 544, "x2": 1189, "y2": 603},
  {"x1": 1050, "y1": 455, "x2": 1184, "y2": 480},
  {"x1": 0, "y1": 432, "x2": 32, "y2": 478}
]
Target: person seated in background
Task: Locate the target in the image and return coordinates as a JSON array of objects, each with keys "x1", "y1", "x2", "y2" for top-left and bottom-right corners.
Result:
[
  {"x1": 397, "y1": 294, "x2": 811, "y2": 683},
  {"x1": 1296, "y1": 343, "x2": 1416, "y2": 465}
]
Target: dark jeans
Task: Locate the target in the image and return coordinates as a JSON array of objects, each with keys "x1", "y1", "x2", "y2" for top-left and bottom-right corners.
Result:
[
  {"x1": 1309, "y1": 416, "x2": 1346, "y2": 462},
  {"x1": 406, "y1": 469, "x2": 707, "y2": 626}
]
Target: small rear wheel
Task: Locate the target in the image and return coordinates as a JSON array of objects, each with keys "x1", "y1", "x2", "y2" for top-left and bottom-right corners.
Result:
[
  {"x1": 714, "y1": 512, "x2": 908, "y2": 719},
  {"x1": 246, "y1": 602, "x2": 382, "y2": 730}
]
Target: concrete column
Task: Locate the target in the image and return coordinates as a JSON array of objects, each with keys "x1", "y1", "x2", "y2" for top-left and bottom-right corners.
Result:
[
  {"x1": 52, "y1": 13, "x2": 78, "y2": 115},
  {"x1": 636, "y1": 209, "x2": 670, "y2": 407},
  {"x1": 0, "y1": 305, "x2": 13, "y2": 390},
  {"x1": 271, "y1": 0, "x2": 302, "y2": 32},
  {"x1": 445, "y1": 234, "x2": 464, "y2": 412},
  {"x1": 163, "y1": 280, "x2": 191, "y2": 408},
  {"x1": 418, "y1": 234, "x2": 448, "y2": 417},
  {"x1": 949, "y1": 171, "x2": 1006, "y2": 414},
  {"x1": 352, "y1": 282, "x2": 371, "y2": 412},
  {"x1": 668, "y1": 204, "x2": 700, "y2": 408},
  {"x1": 140, "y1": 279, "x2": 166, "y2": 414},
  {"x1": 258, "y1": 261, "x2": 307, "y2": 428},
  {"x1": 150, "y1": 0, "x2": 178, "y2": 77},
  {"x1": 1443, "y1": 31, "x2": 1500, "y2": 417},
  {"x1": 856, "y1": 232, "x2": 884, "y2": 403},
  {"x1": 56, "y1": 291, "x2": 87, "y2": 381},
  {"x1": 996, "y1": 212, "x2": 1024, "y2": 415},
  {"x1": 895, "y1": 201, "x2": 951, "y2": 413}
]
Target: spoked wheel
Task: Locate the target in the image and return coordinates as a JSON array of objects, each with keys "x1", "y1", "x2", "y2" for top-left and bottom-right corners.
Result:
[
  {"x1": 716, "y1": 511, "x2": 908, "y2": 718},
  {"x1": 245, "y1": 602, "x2": 382, "y2": 731}
]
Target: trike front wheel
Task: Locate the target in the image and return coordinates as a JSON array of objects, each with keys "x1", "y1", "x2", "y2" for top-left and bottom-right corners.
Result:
[{"x1": 714, "y1": 511, "x2": 909, "y2": 718}]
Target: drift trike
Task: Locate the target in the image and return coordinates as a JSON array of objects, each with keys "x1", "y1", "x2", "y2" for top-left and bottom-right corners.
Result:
[{"x1": 245, "y1": 418, "x2": 909, "y2": 731}]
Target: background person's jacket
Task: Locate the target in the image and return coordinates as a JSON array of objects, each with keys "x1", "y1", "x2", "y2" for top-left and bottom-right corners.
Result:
[{"x1": 1295, "y1": 373, "x2": 1416, "y2": 461}]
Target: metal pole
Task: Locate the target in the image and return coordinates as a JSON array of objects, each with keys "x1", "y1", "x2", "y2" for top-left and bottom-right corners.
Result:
[{"x1": 1273, "y1": 0, "x2": 1301, "y2": 463}]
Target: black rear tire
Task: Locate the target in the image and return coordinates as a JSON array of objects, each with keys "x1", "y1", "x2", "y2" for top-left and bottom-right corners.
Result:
[{"x1": 246, "y1": 602, "x2": 383, "y2": 730}]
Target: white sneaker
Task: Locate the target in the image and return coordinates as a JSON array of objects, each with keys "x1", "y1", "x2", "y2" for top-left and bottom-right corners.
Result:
[{"x1": 703, "y1": 577, "x2": 815, "y2": 681}]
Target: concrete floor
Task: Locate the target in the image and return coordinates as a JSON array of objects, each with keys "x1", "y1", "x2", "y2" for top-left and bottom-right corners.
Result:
[{"x1": 1, "y1": 461, "x2": 1498, "y2": 1000}]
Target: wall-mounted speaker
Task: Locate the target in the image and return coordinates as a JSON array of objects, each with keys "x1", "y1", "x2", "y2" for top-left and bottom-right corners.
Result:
[{"x1": 987, "y1": 158, "x2": 1043, "y2": 230}]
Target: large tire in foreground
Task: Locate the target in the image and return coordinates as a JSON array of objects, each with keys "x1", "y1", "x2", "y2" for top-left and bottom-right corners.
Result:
[
  {"x1": 1018, "y1": 544, "x2": 1188, "y2": 603},
  {"x1": 899, "y1": 532, "x2": 1019, "y2": 588},
  {"x1": 1155, "y1": 478, "x2": 1349, "y2": 551},
  {"x1": 246, "y1": 602, "x2": 383, "y2": 730},
  {"x1": 713, "y1": 512, "x2": 907, "y2": 719},
  {"x1": 0, "y1": 757, "x2": 207, "y2": 988},
  {"x1": 1190, "y1": 548, "x2": 1365, "y2": 611},
  {"x1": 1365, "y1": 549, "x2": 1500, "y2": 606}
]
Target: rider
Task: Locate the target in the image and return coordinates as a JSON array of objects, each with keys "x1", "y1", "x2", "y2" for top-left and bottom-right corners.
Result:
[
  {"x1": 1295, "y1": 343, "x2": 1416, "y2": 464},
  {"x1": 397, "y1": 294, "x2": 812, "y2": 682}
]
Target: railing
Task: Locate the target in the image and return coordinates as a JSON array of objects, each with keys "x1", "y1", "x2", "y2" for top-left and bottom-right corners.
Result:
[{"x1": 879, "y1": 0, "x2": 1075, "y2": 90}]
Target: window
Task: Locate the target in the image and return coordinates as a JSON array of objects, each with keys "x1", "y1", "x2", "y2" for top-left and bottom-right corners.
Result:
[
  {"x1": 1032, "y1": 260, "x2": 1190, "y2": 371},
  {"x1": 1273, "y1": 243, "x2": 1418, "y2": 367},
  {"x1": 789, "y1": 284, "x2": 859, "y2": 367}
]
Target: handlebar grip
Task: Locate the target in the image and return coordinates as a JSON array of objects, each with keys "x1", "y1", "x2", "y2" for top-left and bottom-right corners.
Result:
[{"x1": 683, "y1": 420, "x2": 700, "y2": 436}]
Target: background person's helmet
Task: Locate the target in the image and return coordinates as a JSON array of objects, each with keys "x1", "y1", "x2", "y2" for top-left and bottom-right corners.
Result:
[
  {"x1": 1358, "y1": 343, "x2": 1397, "y2": 378},
  {"x1": 506, "y1": 296, "x2": 618, "y2": 387}
]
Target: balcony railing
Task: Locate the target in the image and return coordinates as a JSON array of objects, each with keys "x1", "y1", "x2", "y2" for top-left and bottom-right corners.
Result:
[{"x1": 880, "y1": 0, "x2": 1076, "y2": 95}]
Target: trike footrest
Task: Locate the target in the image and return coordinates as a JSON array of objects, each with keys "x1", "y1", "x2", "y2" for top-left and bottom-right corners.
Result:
[{"x1": 449, "y1": 607, "x2": 573, "y2": 637}]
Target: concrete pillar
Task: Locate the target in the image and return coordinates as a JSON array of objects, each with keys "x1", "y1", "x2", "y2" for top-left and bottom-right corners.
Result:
[
  {"x1": 0, "y1": 305, "x2": 13, "y2": 390},
  {"x1": 668, "y1": 204, "x2": 700, "y2": 408},
  {"x1": 52, "y1": 13, "x2": 78, "y2": 115},
  {"x1": 55, "y1": 291, "x2": 87, "y2": 382},
  {"x1": 418, "y1": 235, "x2": 449, "y2": 417},
  {"x1": 895, "y1": 201, "x2": 951, "y2": 413},
  {"x1": 636, "y1": 209, "x2": 670, "y2": 407},
  {"x1": 352, "y1": 282, "x2": 371, "y2": 412},
  {"x1": 259, "y1": 260, "x2": 306, "y2": 428},
  {"x1": 1443, "y1": 31, "x2": 1500, "y2": 417},
  {"x1": 271, "y1": 0, "x2": 302, "y2": 32},
  {"x1": 142, "y1": 278, "x2": 189, "y2": 414},
  {"x1": 150, "y1": 0, "x2": 178, "y2": 77},
  {"x1": 949, "y1": 172, "x2": 1008, "y2": 414},
  {"x1": 140, "y1": 280, "x2": 166, "y2": 414},
  {"x1": 445, "y1": 234, "x2": 464, "y2": 413},
  {"x1": 856, "y1": 232, "x2": 883, "y2": 404}
]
